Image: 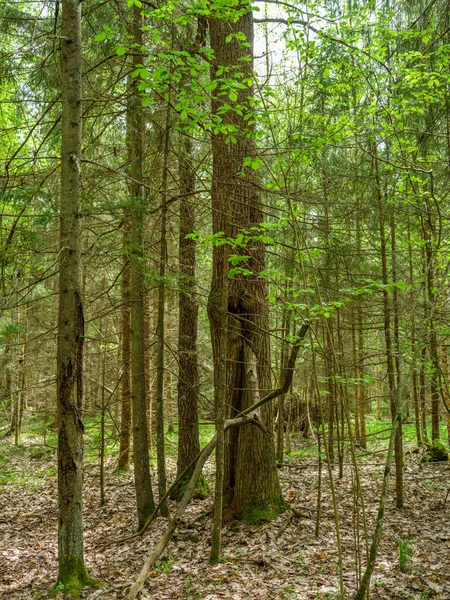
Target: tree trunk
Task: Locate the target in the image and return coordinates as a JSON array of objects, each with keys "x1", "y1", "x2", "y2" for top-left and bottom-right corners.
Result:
[
  {"x1": 210, "y1": 239, "x2": 229, "y2": 563},
  {"x1": 374, "y1": 148, "x2": 403, "y2": 509},
  {"x1": 155, "y1": 103, "x2": 171, "y2": 518},
  {"x1": 276, "y1": 310, "x2": 290, "y2": 465},
  {"x1": 208, "y1": 5, "x2": 284, "y2": 523},
  {"x1": 408, "y1": 221, "x2": 422, "y2": 446},
  {"x1": 56, "y1": 0, "x2": 90, "y2": 595},
  {"x1": 128, "y1": 3, "x2": 155, "y2": 530},
  {"x1": 174, "y1": 134, "x2": 202, "y2": 498},
  {"x1": 118, "y1": 244, "x2": 131, "y2": 470}
]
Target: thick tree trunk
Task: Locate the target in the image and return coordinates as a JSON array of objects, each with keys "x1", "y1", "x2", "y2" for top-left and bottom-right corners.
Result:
[
  {"x1": 56, "y1": 0, "x2": 90, "y2": 595},
  {"x1": 210, "y1": 240, "x2": 229, "y2": 563},
  {"x1": 128, "y1": 4, "x2": 155, "y2": 529},
  {"x1": 208, "y1": 5, "x2": 284, "y2": 523}
]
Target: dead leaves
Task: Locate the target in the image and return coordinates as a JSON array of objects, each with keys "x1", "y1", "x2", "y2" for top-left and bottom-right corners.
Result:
[{"x1": 0, "y1": 436, "x2": 449, "y2": 600}]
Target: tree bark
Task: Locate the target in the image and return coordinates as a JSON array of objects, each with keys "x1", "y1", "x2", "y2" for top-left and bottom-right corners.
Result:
[
  {"x1": 56, "y1": 0, "x2": 90, "y2": 595},
  {"x1": 208, "y1": 4, "x2": 284, "y2": 522},
  {"x1": 408, "y1": 221, "x2": 422, "y2": 446},
  {"x1": 118, "y1": 242, "x2": 131, "y2": 470},
  {"x1": 155, "y1": 104, "x2": 171, "y2": 518},
  {"x1": 128, "y1": 3, "x2": 155, "y2": 529},
  {"x1": 173, "y1": 134, "x2": 202, "y2": 498},
  {"x1": 374, "y1": 147, "x2": 403, "y2": 509}
]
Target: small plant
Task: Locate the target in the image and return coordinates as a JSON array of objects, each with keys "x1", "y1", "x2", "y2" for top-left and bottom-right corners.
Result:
[
  {"x1": 185, "y1": 575, "x2": 192, "y2": 593},
  {"x1": 315, "y1": 591, "x2": 340, "y2": 600},
  {"x1": 397, "y1": 537, "x2": 412, "y2": 572},
  {"x1": 277, "y1": 585, "x2": 296, "y2": 599},
  {"x1": 156, "y1": 556, "x2": 173, "y2": 575}
]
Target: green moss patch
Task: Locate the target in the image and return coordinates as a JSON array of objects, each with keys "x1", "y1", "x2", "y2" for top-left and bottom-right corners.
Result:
[
  {"x1": 241, "y1": 498, "x2": 289, "y2": 525},
  {"x1": 53, "y1": 557, "x2": 101, "y2": 599},
  {"x1": 114, "y1": 463, "x2": 130, "y2": 473},
  {"x1": 421, "y1": 439, "x2": 449, "y2": 462}
]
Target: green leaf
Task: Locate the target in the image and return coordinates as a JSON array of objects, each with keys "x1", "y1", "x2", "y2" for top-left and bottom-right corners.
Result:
[{"x1": 116, "y1": 46, "x2": 127, "y2": 56}]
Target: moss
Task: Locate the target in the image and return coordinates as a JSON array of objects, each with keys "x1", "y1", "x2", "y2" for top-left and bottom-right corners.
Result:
[
  {"x1": 143, "y1": 500, "x2": 156, "y2": 518},
  {"x1": 169, "y1": 471, "x2": 209, "y2": 502},
  {"x1": 421, "y1": 439, "x2": 449, "y2": 462},
  {"x1": 114, "y1": 463, "x2": 129, "y2": 473},
  {"x1": 241, "y1": 498, "x2": 289, "y2": 525},
  {"x1": 52, "y1": 556, "x2": 101, "y2": 599}
]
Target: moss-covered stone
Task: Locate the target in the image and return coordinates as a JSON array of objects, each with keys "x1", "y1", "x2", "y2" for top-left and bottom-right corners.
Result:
[
  {"x1": 421, "y1": 439, "x2": 449, "y2": 463},
  {"x1": 52, "y1": 557, "x2": 101, "y2": 599}
]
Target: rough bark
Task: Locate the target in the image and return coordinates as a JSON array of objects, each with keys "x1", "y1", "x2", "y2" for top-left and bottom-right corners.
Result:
[
  {"x1": 128, "y1": 3, "x2": 155, "y2": 529},
  {"x1": 55, "y1": 0, "x2": 90, "y2": 595},
  {"x1": 208, "y1": 4, "x2": 284, "y2": 522},
  {"x1": 118, "y1": 247, "x2": 131, "y2": 470},
  {"x1": 123, "y1": 339, "x2": 308, "y2": 600},
  {"x1": 173, "y1": 135, "x2": 202, "y2": 498}
]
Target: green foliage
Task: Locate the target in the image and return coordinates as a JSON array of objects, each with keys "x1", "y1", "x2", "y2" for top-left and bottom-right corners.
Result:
[
  {"x1": 397, "y1": 537, "x2": 413, "y2": 572},
  {"x1": 156, "y1": 556, "x2": 174, "y2": 575}
]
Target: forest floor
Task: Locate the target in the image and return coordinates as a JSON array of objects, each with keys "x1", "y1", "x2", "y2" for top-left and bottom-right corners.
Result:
[{"x1": 1, "y1": 423, "x2": 450, "y2": 600}]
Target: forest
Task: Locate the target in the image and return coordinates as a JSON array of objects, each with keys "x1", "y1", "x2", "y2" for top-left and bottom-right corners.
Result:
[{"x1": 1, "y1": 0, "x2": 450, "y2": 599}]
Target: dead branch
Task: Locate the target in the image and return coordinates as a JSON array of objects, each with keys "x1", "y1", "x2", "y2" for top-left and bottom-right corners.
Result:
[{"x1": 123, "y1": 330, "x2": 309, "y2": 599}]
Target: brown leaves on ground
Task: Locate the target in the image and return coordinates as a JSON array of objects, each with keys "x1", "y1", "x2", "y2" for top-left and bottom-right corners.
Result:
[{"x1": 1, "y1": 436, "x2": 449, "y2": 600}]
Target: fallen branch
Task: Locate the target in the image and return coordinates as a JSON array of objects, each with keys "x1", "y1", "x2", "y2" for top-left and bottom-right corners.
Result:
[
  {"x1": 236, "y1": 324, "x2": 309, "y2": 420},
  {"x1": 99, "y1": 448, "x2": 206, "y2": 551},
  {"x1": 123, "y1": 414, "x2": 257, "y2": 600},
  {"x1": 123, "y1": 329, "x2": 309, "y2": 599}
]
